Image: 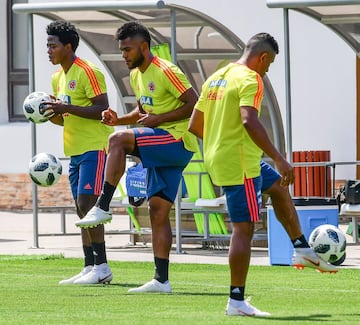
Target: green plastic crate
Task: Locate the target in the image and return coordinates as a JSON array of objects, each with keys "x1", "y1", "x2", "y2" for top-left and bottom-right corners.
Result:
[{"x1": 346, "y1": 222, "x2": 360, "y2": 237}]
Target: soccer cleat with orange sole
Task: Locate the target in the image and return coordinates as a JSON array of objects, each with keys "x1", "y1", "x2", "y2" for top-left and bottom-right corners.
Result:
[{"x1": 292, "y1": 248, "x2": 338, "y2": 273}]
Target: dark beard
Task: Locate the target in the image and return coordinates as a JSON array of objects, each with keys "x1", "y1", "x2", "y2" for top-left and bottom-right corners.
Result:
[{"x1": 129, "y1": 53, "x2": 145, "y2": 69}]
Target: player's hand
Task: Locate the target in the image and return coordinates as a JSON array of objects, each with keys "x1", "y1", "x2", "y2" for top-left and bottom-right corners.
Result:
[
  {"x1": 43, "y1": 98, "x2": 64, "y2": 118},
  {"x1": 43, "y1": 99, "x2": 67, "y2": 115},
  {"x1": 43, "y1": 108, "x2": 55, "y2": 118},
  {"x1": 136, "y1": 112, "x2": 162, "y2": 127},
  {"x1": 274, "y1": 157, "x2": 295, "y2": 187},
  {"x1": 102, "y1": 108, "x2": 118, "y2": 126}
]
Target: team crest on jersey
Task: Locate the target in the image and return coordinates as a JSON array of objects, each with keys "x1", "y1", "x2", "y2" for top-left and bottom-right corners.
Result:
[
  {"x1": 140, "y1": 96, "x2": 153, "y2": 106},
  {"x1": 68, "y1": 80, "x2": 77, "y2": 91},
  {"x1": 148, "y1": 81, "x2": 155, "y2": 93}
]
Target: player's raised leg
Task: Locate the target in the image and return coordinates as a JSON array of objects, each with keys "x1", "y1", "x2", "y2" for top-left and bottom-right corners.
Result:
[
  {"x1": 76, "y1": 129, "x2": 135, "y2": 228},
  {"x1": 263, "y1": 169, "x2": 338, "y2": 273}
]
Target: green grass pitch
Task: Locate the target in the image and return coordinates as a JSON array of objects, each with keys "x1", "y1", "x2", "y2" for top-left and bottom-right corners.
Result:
[{"x1": 0, "y1": 255, "x2": 359, "y2": 324}]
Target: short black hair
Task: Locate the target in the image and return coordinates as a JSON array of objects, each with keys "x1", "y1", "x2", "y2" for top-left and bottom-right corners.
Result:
[
  {"x1": 115, "y1": 21, "x2": 151, "y2": 47},
  {"x1": 46, "y1": 20, "x2": 80, "y2": 52},
  {"x1": 245, "y1": 32, "x2": 279, "y2": 55}
]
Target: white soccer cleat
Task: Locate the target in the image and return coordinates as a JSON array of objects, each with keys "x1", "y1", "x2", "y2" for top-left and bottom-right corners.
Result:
[
  {"x1": 59, "y1": 265, "x2": 93, "y2": 285},
  {"x1": 128, "y1": 279, "x2": 172, "y2": 293},
  {"x1": 73, "y1": 263, "x2": 113, "y2": 284},
  {"x1": 292, "y1": 247, "x2": 338, "y2": 273},
  {"x1": 75, "y1": 206, "x2": 112, "y2": 228},
  {"x1": 225, "y1": 299, "x2": 271, "y2": 317}
]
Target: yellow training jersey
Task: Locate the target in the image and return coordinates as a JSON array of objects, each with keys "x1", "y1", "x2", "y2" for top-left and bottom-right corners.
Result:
[
  {"x1": 51, "y1": 57, "x2": 114, "y2": 156},
  {"x1": 130, "y1": 56, "x2": 197, "y2": 153},
  {"x1": 195, "y1": 63, "x2": 264, "y2": 186}
]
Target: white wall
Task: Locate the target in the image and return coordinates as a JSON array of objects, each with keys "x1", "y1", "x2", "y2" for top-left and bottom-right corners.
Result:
[
  {"x1": 173, "y1": 0, "x2": 356, "y2": 176},
  {"x1": 0, "y1": 0, "x2": 8, "y2": 123},
  {"x1": 0, "y1": 13, "x2": 120, "y2": 174},
  {"x1": 1, "y1": 0, "x2": 357, "y2": 179}
]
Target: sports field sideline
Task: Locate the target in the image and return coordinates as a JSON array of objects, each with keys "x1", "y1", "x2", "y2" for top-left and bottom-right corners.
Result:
[{"x1": 0, "y1": 210, "x2": 359, "y2": 269}]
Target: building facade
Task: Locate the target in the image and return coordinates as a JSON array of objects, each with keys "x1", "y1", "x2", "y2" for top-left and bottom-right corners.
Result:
[{"x1": 1, "y1": 0, "x2": 356, "y2": 209}]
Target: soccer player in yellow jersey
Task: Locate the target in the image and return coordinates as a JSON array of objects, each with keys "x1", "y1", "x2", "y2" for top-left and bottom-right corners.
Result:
[
  {"x1": 189, "y1": 33, "x2": 337, "y2": 317},
  {"x1": 45, "y1": 20, "x2": 114, "y2": 285},
  {"x1": 76, "y1": 21, "x2": 198, "y2": 293}
]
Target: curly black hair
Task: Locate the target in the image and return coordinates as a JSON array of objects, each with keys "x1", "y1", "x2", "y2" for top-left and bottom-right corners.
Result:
[{"x1": 46, "y1": 20, "x2": 80, "y2": 52}]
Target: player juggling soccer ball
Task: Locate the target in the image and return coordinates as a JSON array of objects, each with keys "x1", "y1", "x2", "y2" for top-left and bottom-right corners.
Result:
[
  {"x1": 76, "y1": 21, "x2": 198, "y2": 293},
  {"x1": 188, "y1": 32, "x2": 338, "y2": 317},
  {"x1": 44, "y1": 20, "x2": 114, "y2": 285}
]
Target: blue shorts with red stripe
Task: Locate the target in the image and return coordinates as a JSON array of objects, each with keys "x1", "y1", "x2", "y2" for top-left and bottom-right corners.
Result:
[
  {"x1": 223, "y1": 176, "x2": 262, "y2": 223},
  {"x1": 133, "y1": 127, "x2": 193, "y2": 203},
  {"x1": 260, "y1": 160, "x2": 281, "y2": 191},
  {"x1": 69, "y1": 150, "x2": 106, "y2": 200}
]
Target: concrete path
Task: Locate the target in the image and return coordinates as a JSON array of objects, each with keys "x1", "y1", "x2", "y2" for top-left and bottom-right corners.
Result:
[{"x1": 0, "y1": 210, "x2": 359, "y2": 269}]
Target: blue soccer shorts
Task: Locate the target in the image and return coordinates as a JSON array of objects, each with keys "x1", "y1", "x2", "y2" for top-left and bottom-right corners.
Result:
[
  {"x1": 68, "y1": 150, "x2": 106, "y2": 200},
  {"x1": 223, "y1": 176, "x2": 262, "y2": 223},
  {"x1": 132, "y1": 127, "x2": 193, "y2": 203},
  {"x1": 223, "y1": 161, "x2": 281, "y2": 222},
  {"x1": 260, "y1": 160, "x2": 281, "y2": 192}
]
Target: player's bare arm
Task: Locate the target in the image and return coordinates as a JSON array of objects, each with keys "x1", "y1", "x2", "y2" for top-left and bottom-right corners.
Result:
[
  {"x1": 188, "y1": 108, "x2": 204, "y2": 139},
  {"x1": 46, "y1": 93, "x2": 109, "y2": 120},
  {"x1": 241, "y1": 105, "x2": 295, "y2": 186},
  {"x1": 136, "y1": 88, "x2": 198, "y2": 128}
]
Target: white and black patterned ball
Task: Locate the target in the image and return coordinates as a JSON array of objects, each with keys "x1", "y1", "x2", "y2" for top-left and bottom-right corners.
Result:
[
  {"x1": 23, "y1": 91, "x2": 54, "y2": 123},
  {"x1": 28, "y1": 153, "x2": 62, "y2": 187}
]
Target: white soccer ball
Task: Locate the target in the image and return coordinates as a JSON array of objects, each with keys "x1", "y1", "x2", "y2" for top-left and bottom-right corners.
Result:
[
  {"x1": 28, "y1": 153, "x2": 62, "y2": 187},
  {"x1": 23, "y1": 91, "x2": 54, "y2": 123},
  {"x1": 309, "y1": 224, "x2": 346, "y2": 265}
]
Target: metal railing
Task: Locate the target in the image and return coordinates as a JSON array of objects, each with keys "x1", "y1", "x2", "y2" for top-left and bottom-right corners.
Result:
[{"x1": 292, "y1": 160, "x2": 360, "y2": 198}]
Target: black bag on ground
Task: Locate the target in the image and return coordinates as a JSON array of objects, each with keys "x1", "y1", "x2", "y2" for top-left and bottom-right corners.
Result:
[{"x1": 344, "y1": 180, "x2": 360, "y2": 204}]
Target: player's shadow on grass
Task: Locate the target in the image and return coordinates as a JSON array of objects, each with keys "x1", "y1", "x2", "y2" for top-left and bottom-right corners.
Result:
[
  {"x1": 109, "y1": 283, "x2": 226, "y2": 296},
  {"x1": 267, "y1": 313, "x2": 360, "y2": 322}
]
